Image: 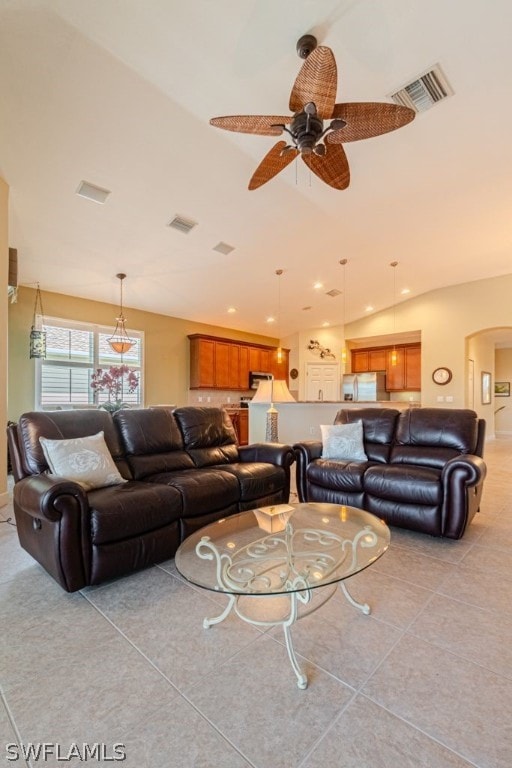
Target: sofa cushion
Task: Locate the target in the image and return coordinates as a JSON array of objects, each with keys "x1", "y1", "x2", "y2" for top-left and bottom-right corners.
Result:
[
  {"x1": 320, "y1": 422, "x2": 367, "y2": 461},
  {"x1": 40, "y1": 431, "x2": 127, "y2": 491},
  {"x1": 114, "y1": 408, "x2": 195, "y2": 479},
  {"x1": 211, "y1": 462, "x2": 285, "y2": 501},
  {"x1": 335, "y1": 408, "x2": 400, "y2": 463},
  {"x1": 88, "y1": 481, "x2": 182, "y2": 545},
  {"x1": 145, "y1": 468, "x2": 240, "y2": 517},
  {"x1": 364, "y1": 464, "x2": 442, "y2": 505},
  {"x1": 391, "y1": 408, "x2": 480, "y2": 469},
  {"x1": 18, "y1": 409, "x2": 127, "y2": 476},
  {"x1": 306, "y1": 459, "x2": 373, "y2": 493},
  {"x1": 174, "y1": 406, "x2": 239, "y2": 467}
]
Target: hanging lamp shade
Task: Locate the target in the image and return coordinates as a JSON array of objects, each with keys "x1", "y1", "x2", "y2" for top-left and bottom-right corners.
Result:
[
  {"x1": 29, "y1": 283, "x2": 46, "y2": 359},
  {"x1": 108, "y1": 273, "x2": 135, "y2": 355}
]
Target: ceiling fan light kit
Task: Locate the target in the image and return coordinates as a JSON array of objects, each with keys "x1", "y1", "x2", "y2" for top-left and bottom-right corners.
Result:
[{"x1": 210, "y1": 35, "x2": 415, "y2": 190}]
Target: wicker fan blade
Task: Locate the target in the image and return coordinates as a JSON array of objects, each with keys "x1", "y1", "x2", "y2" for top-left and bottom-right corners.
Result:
[
  {"x1": 327, "y1": 102, "x2": 415, "y2": 143},
  {"x1": 302, "y1": 143, "x2": 350, "y2": 190},
  {"x1": 248, "y1": 141, "x2": 299, "y2": 190},
  {"x1": 210, "y1": 115, "x2": 291, "y2": 136},
  {"x1": 289, "y1": 46, "x2": 337, "y2": 120}
]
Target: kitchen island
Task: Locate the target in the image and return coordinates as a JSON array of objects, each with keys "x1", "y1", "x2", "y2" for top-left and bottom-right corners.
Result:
[{"x1": 248, "y1": 400, "x2": 420, "y2": 445}]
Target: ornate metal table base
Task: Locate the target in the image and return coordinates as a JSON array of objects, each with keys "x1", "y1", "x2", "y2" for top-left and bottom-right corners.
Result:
[{"x1": 196, "y1": 523, "x2": 376, "y2": 689}]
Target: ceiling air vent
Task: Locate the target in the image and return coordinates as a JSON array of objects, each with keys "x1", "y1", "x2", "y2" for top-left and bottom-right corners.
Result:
[
  {"x1": 76, "y1": 180, "x2": 111, "y2": 204},
  {"x1": 390, "y1": 64, "x2": 453, "y2": 113},
  {"x1": 325, "y1": 288, "x2": 341, "y2": 298},
  {"x1": 168, "y1": 215, "x2": 198, "y2": 234},
  {"x1": 213, "y1": 241, "x2": 235, "y2": 255}
]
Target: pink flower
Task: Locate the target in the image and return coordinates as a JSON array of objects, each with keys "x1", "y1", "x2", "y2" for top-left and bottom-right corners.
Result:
[{"x1": 90, "y1": 366, "x2": 139, "y2": 401}]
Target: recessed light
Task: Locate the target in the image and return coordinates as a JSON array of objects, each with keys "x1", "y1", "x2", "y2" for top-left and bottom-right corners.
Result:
[
  {"x1": 313, "y1": 282, "x2": 323, "y2": 290},
  {"x1": 266, "y1": 316, "x2": 275, "y2": 323},
  {"x1": 365, "y1": 305, "x2": 374, "y2": 312},
  {"x1": 401, "y1": 288, "x2": 410, "y2": 295},
  {"x1": 227, "y1": 307, "x2": 236, "y2": 313},
  {"x1": 322, "y1": 322, "x2": 330, "y2": 327}
]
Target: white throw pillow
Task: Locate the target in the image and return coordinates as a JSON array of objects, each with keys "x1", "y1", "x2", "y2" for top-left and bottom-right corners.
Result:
[
  {"x1": 39, "y1": 431, "x2": 127, "y2": 491},
  {"x1": 320, "y1": 421, "x2": 368, "y2": 461}
]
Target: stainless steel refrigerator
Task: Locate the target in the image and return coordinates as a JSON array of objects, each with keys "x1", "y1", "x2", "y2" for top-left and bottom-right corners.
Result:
[{"x1": 342, "y1": 372, "x2": 389, "y2": 402}]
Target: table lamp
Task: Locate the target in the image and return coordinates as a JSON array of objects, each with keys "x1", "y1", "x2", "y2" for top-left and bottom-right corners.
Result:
[{"x1": 252, "y1": 379, "x2": 295, "y2": 441}]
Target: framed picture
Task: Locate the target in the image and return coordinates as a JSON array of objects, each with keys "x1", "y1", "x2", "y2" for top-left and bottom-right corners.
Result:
[
  {"x1": 495, "y1": 381, "x2": 510, "y2": 397},
  {"x1": 481, "y1": 371, "x2": 492, "y2": 404}
]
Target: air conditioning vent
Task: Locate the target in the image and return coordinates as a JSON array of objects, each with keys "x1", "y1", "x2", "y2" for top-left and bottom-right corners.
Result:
[
  {"x1": 390, "y1": 64, "x2": 453, "y2": 113},
  {"x1": 213, "y1": 241, "x2": 235, "y2": 255},
  {"x1": 76, "y1": 180, "x2": 111, "y2": 204},
  {"x1": 325, "y1": 288, "x2": 341, "y2": 297},
  {"x1": 168, "y1": 215, "x2": 198, "y2": 234},
  {"x1": 8, "y1": 248, "x2": 17, "y2": 287}
]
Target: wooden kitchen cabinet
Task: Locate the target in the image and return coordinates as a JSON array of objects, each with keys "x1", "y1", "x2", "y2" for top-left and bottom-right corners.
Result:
[
  {"x1": 189, "y1": 337, "x2": 215, "y2": 388},
  {"x1": 238, "y1": 409, "x2": 248, "y2": 445},
  {"x1": 352, "y1": 350, "x2": 369, "y2": 372},
  {"x1": 351, "y1": 343, "x2": 421, "y2": 391},
  {"x1": 386, "y1": 344, "x2": 421, "y2": 391},
  {"x1": 189, "y1": 335, "x2": 289, "y2": 390},
  {"x1": 404, "y1": 345, "x2": 421, "y2": 390}
]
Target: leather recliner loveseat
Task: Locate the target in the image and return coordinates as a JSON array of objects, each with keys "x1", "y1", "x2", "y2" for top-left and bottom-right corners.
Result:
[
  {"x1": 7, "y1": 406, "x2": 294, "y2": 591},
  {"x1": 294, "y1": 407, "x2": 486, "y2": 539}
]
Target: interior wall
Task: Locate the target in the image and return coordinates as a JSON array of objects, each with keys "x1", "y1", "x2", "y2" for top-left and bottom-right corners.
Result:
[
  {"x1": 8, "y1": 286, "x2": 278, "y2": 421},
  {"x1": 466, "y1": 333, "x2": 496, "y2": 436},
  {"x1": 0, "y1": 178, "x2": 8, "y2": 507},
  {"x1": 495, "y1": 349, "x2": 512, "y2": 435},
  {"x1": 297, "y1": 326, "x2": 345, "y2": 401},
  {"x1": 345, "y1": 273, "x2": 512, "y2": 409}
]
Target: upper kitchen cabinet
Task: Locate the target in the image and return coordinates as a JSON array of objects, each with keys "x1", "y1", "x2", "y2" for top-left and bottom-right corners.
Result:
[
  {"x1": 351, "y1": 343, "x2": 421, "y2": 391},
  {"x1": 189, "y1": 334, "x2": 289, "y2": 390}
]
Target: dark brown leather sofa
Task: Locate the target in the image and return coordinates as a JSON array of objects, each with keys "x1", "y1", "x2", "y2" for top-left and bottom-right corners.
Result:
[
  {"x1": 7, "y1": 406, "x2": 294, "y2": 591},
  {"x1": 294, "y1": 407, "x2": 486, "y2": 539}
]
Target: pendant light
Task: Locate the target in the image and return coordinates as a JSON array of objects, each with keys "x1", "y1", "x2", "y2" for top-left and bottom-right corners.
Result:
[
  {"x1": 275, "y1": 269, "x2": 283, "y2": 364},
  {"x1": 29, "y1": 283, "x2": 47, "y2": 359},
  {"x1": 108, "y1": 273, "x2": 135, "y2": 355},
  {"x1": 390, "y1": 261, "x2": 398, "y2": 366},
  {"x1": 339, "y1": 258, "x2": 348, "y2": 365}
]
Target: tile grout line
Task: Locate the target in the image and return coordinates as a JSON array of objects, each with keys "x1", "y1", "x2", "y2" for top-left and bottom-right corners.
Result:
[
  {"x1": 80, "y1": 590, "x2": 258, "y2": 768},
  {"x1": 0, "y1": 687, "x2": 31, "y2": 768}
]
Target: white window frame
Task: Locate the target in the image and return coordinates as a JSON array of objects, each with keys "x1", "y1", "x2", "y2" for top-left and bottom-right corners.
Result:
[{"x1": 34, "y1": 315, "x2": 144, "y2": 410}]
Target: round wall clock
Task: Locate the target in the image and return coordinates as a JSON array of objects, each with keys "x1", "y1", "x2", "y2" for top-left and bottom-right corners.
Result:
[{"x1": 432, "y1": 367, "x2": 452, "y2": 385}]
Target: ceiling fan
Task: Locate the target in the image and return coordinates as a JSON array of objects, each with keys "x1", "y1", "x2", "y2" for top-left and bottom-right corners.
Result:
[{"x1": 210, "y1": 35, "x2": 415, "y2": 191}]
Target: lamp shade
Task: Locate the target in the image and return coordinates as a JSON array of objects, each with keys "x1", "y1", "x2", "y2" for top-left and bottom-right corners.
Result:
[{"x1": 251, "y1": 379, "x2": 295, "y2": 404}]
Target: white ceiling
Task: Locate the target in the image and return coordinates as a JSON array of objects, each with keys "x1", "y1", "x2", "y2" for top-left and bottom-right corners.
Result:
[{"x1": 2, "y1": 0, "x2": 512, "y2": 339}]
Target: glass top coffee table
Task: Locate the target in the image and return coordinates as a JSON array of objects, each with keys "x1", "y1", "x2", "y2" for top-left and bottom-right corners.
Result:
[{"x1": 175, "y1": 502, "x2": 390, "y2": 689}]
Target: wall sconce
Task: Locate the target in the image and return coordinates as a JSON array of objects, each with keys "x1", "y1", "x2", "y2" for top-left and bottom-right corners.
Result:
[{"x1": 29, "y1": 283, "x2": 46, "y2": 359}]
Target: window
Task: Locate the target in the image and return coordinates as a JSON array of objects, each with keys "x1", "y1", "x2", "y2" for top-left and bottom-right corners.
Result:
[{"x1": 36, "y1": 316, "x2": 143, "y2": 409}]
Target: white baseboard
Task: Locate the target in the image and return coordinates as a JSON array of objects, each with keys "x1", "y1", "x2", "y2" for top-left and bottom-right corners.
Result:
[{"x1": 495, "y1": 430, "x2": 512, "y2": 437}]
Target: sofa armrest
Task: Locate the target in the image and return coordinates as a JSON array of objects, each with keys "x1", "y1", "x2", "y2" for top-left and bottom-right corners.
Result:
[
  {"x1": 238, "y1": 443, "x2": 295, "y2": 469},
  {"x1": 441, "y1": 455, "x2": 487, "y2": 538},
  {"x1": 13, "y1": 474, "x2": 89, "y2": 592},
  {"x1": 14, "y1": 474, "x2": 88, "y2": 521},
  {"x1": 293, "y1": 441, "x2": 323, "y2": 502}
]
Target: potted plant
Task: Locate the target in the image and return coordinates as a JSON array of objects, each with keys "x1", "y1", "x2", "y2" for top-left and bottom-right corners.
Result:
[{"x1": 90, "y1": 365, "x2": 139, "y2": 413}]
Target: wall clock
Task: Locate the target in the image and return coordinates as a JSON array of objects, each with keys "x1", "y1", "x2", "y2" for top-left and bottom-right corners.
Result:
[{"x1": 432, "y1": 367, "x2": 452, "y2": 385}]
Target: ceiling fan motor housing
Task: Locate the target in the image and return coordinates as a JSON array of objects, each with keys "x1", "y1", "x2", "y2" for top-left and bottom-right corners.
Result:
[
  {"x1": 290, "y1": 107, "x2": 324, "y2": 154},
  {"x1": 296, "y1": 34, "x2": 317, "y2": 59}
]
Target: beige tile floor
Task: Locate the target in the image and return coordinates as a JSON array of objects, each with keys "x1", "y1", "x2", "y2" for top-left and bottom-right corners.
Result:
[{"x1": 1, "y1": 438, "x2": 511, "y2": 768}]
